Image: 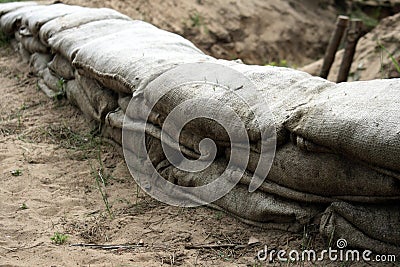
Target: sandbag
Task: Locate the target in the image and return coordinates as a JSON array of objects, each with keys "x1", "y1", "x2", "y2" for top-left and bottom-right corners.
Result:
[
  {"x1": 285, "y1": 79, "x2": 400, "y2": 173},
  {"x1": 0, "y1": 1, "x2": 38, "y2": 17},
  {"x1": 48, "y1": 19, "x2": 136, "y2": 62},
  {"x1": 227, "y1": 144, "x2": 400, "y2": 201},
  {"x1": 39, "y1": 7, "x2": 131, "y2": 45},
  {"x1": 73, "y1": 21, "x2": 211, "y2": 94},
  {"x1": 20, "y1": 36, "x2": 47, "y2": 53},
  {"x1": 145, "y1": 63, "x2": 334, "y2": 146},
  {"x1": 42, "y1": 67, "x2": 62, "y2": 93},
  {"x1": 37, "y1": 79, "x2": 57, "y2": 98},
  {"x1": 320, "y1": 203, "x2": 400, "y2": 256},
  {"x1": 21, "y1": 4, "x2": 83, "y2": 36},
  {"x1": 0, "y1": 5, "x2": 43, "y2": 35},
  {"x1": 48, "y1": 54, "x2": 74, "y2": 80},
  {"x1": 65, "y1": 73, "x2": 118, "y2": 122},
  {"x1": 17, "y1": 42, "x2": 30, "y2": 63},
  {"x1": 29, "y1": 52, "x2": 52, "y2": 76}
]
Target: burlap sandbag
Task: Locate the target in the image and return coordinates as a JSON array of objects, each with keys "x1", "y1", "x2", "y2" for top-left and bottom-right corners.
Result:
[
  {"x1": 0, "y1": 5, "x2": 43, "y2": 35},
  {"x1": 122, "y1": 123, "x2": 324, "y2": 232},
  {"x1": 48, "y1": 54, "x2": 74, "y2": 80},
  {"x1": 72, "y1": 21, "x2": 211, "y2": 94},
  {"x1": 226, "y1": 144, "x2": 400, "y2": 202},
  {"x1": 320, "y1": 202, "x2": 400, "y2": 256},
  {"x1": 37, "y1": 79, "x2": 56, "y2": 98},
  {"x1": 48, "y1": 19, "x2": 136, "y2": 62},
  {"x1": 29, "y1": 52, "x2": 52, "y2": 76},
  {"x1": 39, "y1": 7, "x2": 131, "y2": 45},
  {"x1": 17, "y1": 42, "x2": 31, "y2": 63},
  {"x1": 41, "y1": 67, "x2": 61, "y2": 93},
  {"x1": 65, "y1": 73, "x2": 118, "y2": 122},
  {"x1": 145, "y1": 66, "x2": 333, "y2": 146},
  {"x1": 0, "y1": 1, "x2": 37, "y2": 17},
  {"x1": 20, "y1": 36, "x2": 47, "y2": 53},
  {"x1": 285, "y1": 79, "x2": 400, "y2": 173},
  {"x1": 21, "y1": 4, "x2": 83, "y2": 36}
]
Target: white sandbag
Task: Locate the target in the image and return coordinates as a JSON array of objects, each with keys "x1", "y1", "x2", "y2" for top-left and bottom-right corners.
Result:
[
  {"x1": 21, "y1": 4, "x2": 84, "y2": 36},
  {"x1": 48, "y1": 19, "x2": 136, "y2": 62},
  {"x1": 48, "y1": 54, "x2": 74, "y2": 80},
  {"x1": 0, "y1": 5, "x2": 44, "y2": 35},
  {"x1": 39, "y1": 7, "x2": 131, "y2": 45},
  {"x1": 65, "y1": 73, "x2": 118, "y2": 122},
  {"x1": 0, "y1": 1, "x2": 37, "y2": 17},
  {"x1": 285, "y1": 79, "x2": 400, "y2": 173},
  {"x1": 29, "y1": 52, "x2": 52, "y2": 76},
  {"x1": 20, "y1": 36, "x2": 47, "y2": 53},
  {"x1": 73, "y1": 21, "x2": 212, "y2": 94}
]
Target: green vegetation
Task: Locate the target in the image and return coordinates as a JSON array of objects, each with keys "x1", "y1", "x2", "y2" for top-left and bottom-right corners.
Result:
[
  {"x1": 378, "y1": 41, "x2": 400, "y2": 74},
  {"x1": 50, "y1": 232, "x2": 68, "y2": 245},
  {"x1": 11, "y1": 169, "x2": 22, "y2": 176}
]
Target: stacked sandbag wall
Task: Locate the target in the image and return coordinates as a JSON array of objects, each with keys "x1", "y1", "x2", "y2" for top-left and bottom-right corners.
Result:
[{"x1": 0, "y1": 2, "x2": 399, "y2": 256}]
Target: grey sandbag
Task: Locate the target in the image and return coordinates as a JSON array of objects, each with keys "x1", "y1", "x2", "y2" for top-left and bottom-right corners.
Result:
[
  {"x1": 0, "y1": 1, "x2": 37, "y2": 17},
  {"x1": 145, "y1": 62, "x2": 334, "y2": 146},
  {"x1": 227, "y1": 144, "x2": 400, "y2": 201},
  {"x1": 104, "y1": 109, "x2": 124, "y2": 144},
  {"x1": 21, "y1": 4, "x2": 84, "y2": 36},
  {"x1": 29, "y1": 52, "x2": 52, "y2": 76},
  {"x1": 65, "y1": 73, "x2": 118, "y2": 122},
  {"x1": 39, "y1": 7, "x2": 131, "y2": 45},
  {"x1": 17, "y1": 42, "x2": 30, "y2": 63},
  {"x1": 20, "y1": 36, "x2": 47, "y2": 53},
  {"x1": 37, "y1": 79, "x2": 56, "y2": 98},
  {"x1": 0, "y1": 5, "x2": 44, "y2": 35},
  {"x1": 320, "y1": 203, "x2": 400, "y2": 256},
  {"x1": 48, "y1": 19, "x2": 136, "y2": 62},
  {"x1": 285, "y1": 79, "x2": 400, "y2": 173},
  {"x1": 73, "y1": 20, "x2": 211, "y2": 94},
  {"x1": 48, "y1": 54, "x2": 74, "y2": 80},
  {"x1": 42, "y1": 67, "x2": 61, "y2": 93}
]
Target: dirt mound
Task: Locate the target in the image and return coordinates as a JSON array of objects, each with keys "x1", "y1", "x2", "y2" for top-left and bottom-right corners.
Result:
[
  {"x1": 64, "y1": 0, "x2": 340, "y2": 66},
  {"x1": 301, "y1": 12, "x2": 400, "y2": 81}
]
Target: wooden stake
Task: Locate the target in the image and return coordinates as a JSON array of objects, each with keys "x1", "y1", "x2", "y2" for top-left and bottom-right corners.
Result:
[
  {"x1": 337, "y1": 19, "x2": 363, "y2": 83},
  {"x1": 320, "y1": 15, "x2": 349, "y2": 79}
]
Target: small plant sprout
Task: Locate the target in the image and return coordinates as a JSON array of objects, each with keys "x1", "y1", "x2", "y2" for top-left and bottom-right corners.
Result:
[
  {"x1": 20, "y1": 203, "x2": 28, "y2": 210},
  {"x1": 51, "y1": 232, "x2": 68, "y2": 245},
  {"x1": 11, "y1": 169, "x2": 22, "y2": 176}
]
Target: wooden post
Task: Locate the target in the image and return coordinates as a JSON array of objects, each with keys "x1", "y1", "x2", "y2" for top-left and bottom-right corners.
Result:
[
  {"x1": 337, "y1": 19, "x2": 363, "y2": 83},
  {"x1": 320, "y1": 15, "x2": 349, "y2": 79}
]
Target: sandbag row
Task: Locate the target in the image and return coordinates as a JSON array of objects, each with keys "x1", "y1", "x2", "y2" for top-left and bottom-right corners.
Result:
[{"x1": 0, "y1": 2, "x2": 399, "y2": 256}]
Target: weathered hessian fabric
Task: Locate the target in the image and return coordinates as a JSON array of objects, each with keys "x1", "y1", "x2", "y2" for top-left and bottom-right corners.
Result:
[{"x1": 0, "y1": 2, "x2": 399, "y2": 255}]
